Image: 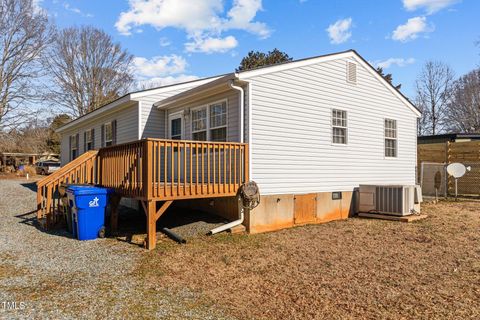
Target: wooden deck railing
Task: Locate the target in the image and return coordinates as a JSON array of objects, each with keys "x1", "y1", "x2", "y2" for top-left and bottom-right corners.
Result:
[
  {"x1": 144, "y1": 139, "x2": 248, "y2": 200},
  {"x1": 98, "y1": 138, "x2": 249, "y2": 200},
  {"x1": 37, "y1": 139, "x2": 249, "y2": 228}
]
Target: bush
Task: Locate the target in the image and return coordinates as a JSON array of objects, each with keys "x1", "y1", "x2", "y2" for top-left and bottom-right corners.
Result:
[{"x1": 17, "y1": 165, "x2": 36, "y2": 177}]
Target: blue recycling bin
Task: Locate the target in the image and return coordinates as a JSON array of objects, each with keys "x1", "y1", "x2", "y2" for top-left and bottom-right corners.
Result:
[{"x1": 66, "y1": 185, "x2": 111, "y2": 240}]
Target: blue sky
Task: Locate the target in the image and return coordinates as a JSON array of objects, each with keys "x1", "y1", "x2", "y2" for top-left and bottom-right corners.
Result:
[{"x1": 38, "y1": 0, "x2": 479, "y2": 98}]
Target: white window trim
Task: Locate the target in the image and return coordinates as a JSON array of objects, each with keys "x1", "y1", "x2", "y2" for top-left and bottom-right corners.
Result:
[
  {"x1": 331, "y1": 108, "x2": 348, "y2": 145},
  {"x1": 384, "y1": 118, "x2": 398, "y2": 159},
  {"x1": 190, "y1": 99, "x2": 228, "y2": 141},
  {"x1": 104, "y1": 122, "x2": 113, "y2": 146},
  {"x1": 168, "y1": 111, "x2": 184, "y2": 140},
  {"x1": 191, "y1": 106, "x2": 208, "y2": 140},
  {"x1": 208, "y1": 99, "x2": 228, "y2": 141}
]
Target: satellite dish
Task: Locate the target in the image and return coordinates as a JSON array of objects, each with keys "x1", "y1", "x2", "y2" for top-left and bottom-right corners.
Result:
[{"x1": 447, "y1": 163, "x2": 470, "y2": 178}]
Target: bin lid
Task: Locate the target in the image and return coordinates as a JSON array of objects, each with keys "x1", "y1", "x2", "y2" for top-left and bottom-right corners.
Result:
[{"x1": 66, "y1": 185, "x2": 111, "y2": 196}]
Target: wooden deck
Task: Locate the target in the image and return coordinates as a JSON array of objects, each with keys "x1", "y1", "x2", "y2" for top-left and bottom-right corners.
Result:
[{"x1": 37, "y1": 138, "x2": 249, "y2": 249}]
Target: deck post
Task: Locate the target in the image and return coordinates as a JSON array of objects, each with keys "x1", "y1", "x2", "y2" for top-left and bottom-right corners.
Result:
[
  {"x1": 146, "y1": 200, "x2": 157, "y2": 250},
  {"x1": 144, "y1": 200, "x2": 174, "y2": 250}
]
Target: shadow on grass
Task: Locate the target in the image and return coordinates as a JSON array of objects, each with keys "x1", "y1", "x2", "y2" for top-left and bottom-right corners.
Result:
[{"x1": 113, "y1": 204, "x2": 227, "y2": 246}]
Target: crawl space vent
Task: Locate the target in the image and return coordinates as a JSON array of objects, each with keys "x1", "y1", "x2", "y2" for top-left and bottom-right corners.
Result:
[{"x1": 346, "y1": 62, "x2": 357, "y2": 84}]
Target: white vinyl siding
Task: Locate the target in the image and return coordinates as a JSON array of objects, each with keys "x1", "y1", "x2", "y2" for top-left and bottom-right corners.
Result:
[
  {"x1": 135, "y1": 77, "x2": 221, "y2": 139},
  {"x1": 246, "y1": 56, "x2": 419, "y2": 195},
  {"x1": 166, "y1": 89, "x2": 240, "y2": 142},
  {"x1": 60, "y1": 103, "x2": 138, "y2": 165}
]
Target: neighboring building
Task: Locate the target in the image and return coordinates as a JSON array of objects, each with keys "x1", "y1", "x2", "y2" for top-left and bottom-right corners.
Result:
[
  {"x1": 54, "y1": 49, "x2": 421, "y2": 239},
  {"x1": 418, "y1": 133, "x2": 480, "y2": 145}
]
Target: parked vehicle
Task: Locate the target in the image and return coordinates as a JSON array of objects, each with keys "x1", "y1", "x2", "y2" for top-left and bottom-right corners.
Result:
[{"x1": 35, "y1": 161, "x2": 60, "y2": 175}]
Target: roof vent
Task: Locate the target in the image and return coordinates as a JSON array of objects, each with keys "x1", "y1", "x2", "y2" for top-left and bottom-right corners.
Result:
[{"x1": 346, "y1": 61, "x2": 357, "y2": 84}]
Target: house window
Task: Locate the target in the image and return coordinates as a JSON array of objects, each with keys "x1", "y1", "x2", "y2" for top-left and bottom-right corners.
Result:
[
  {"x1": 170, "y1": 118, "x2": 182, "y2": 140},
  {"x1": 385, "y1": 119, "x2": 397, "y2": 157},
  {"x1": 190, "y1": 100, "x2": 228, "y2": 142},
  {"x1": 209, "y1": 101, "x2": 227, "y2": 142},
  {"x1": 332, "y1": 109, "x2": 347, "y2": 144},
  {"x1": 192, "y1": 108, "x2": 207, "y2": 141},
  {"x1": 104, "y1": 122, "x2": 113, "y2": 146},
  {"x1": 85, "y1": 129, "x2": 94, "y2": 151},
  {"x1": 70, "y1": 134, "x2": 78, "y2": 160}
]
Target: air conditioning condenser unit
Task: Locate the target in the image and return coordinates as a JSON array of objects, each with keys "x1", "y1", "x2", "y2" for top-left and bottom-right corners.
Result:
[{"x1": 359, "y1": 185, "x2": 420, "y2": 216}]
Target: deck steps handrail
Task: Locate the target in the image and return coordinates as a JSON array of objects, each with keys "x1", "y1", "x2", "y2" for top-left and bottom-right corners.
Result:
[{"x1": 36, "y1": 150, "x2": 99, "y2": 227}]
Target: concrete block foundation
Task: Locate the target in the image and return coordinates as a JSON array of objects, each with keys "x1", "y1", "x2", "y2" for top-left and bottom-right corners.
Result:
[{"x1": 176, "y1": 190, "x2": 358, "y2": 234}]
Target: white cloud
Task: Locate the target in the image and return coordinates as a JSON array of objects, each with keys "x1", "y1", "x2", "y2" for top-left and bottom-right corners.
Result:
[
  {"x1": 133, "y1": 55, "x2": 187, "y2": 77},
  {"x1": 403, "y1": 0, "x2": 460, "y2": 14},
  {"x1": 222, "y1": 0, "x2": 270, "y2": 38},
  {"x1": 115, "y1": 0, "x2": 270, "y2": 53},
  {"x1": 159, "y1": 37, "x2": 171, "y2": 47},
  {"x1": 132, "y1": 54, "x2": 198, "y2": 87},
  {"x1": 63, "y1": 2, "x2": 94, "y2": 18},
  {"x1": 373, "y1": 57, "x2": 416, "y2": 69},
  {"x1": 391, "y1": 16, "x2": 434, "y2": 42},
  {"x1": 326, "y1": 18, "x2": 352, "y2": 44},
  {"x1": 185, "y1": 35, "x2": 238, "y2": 53},
  {"x1": 137, "y1": 74, "x2": 200, "y2": 88}
]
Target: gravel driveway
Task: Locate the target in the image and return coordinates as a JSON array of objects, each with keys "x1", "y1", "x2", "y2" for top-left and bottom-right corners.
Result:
[{"x1": 0, "y1": 178, "x2": 233, "y2": 319}]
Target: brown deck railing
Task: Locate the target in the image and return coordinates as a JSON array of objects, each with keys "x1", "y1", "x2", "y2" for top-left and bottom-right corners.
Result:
[
  {"x1": 37, "y1": 139, "x2": 249, "y2": 228},
  {"x1": 98, "y1": 138, "x2": 249, "y2": 200}
]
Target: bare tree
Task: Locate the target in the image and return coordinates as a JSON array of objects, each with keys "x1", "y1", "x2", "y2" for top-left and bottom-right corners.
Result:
[
  {"x1": 446, "y1": 68, "x2": 480, "y2": 133},
  {"x1": 415, "y1": 61, "x2": 455, "y2": 135},
  {"x1": 46, "y1": 26, "x2": 134, "y2": 117},
  {"x1": 0, "y1": 115, "x2": 49, "y2": 153},
  {"x1": 0, "y1": 0, "x2": 52, "y2": 129}
]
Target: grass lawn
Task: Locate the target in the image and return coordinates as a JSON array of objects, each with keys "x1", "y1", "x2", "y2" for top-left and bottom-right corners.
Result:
[
  {"x1": 137, "y1": 200, "x2": 480, "y2": 319},
  {"x1": 1, "y1": 178, "x2": 478, "y2": 319}
]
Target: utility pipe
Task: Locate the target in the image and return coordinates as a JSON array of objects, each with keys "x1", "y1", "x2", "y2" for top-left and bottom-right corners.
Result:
[
  {"x1": 229, "y1": 80, "x2": 244, "y2": 143},
  {"x1": 161, "y1": 227, "x2": 187, "y2": 244},
  {"x1": 208, "y1": 196, "x2": 244, "y2": 235}
]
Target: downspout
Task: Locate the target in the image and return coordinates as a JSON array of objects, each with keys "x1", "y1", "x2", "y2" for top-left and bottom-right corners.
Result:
[
  {"x1": 209, "y1": 196, "x2": 244, "y2": 235},
  {"x1": 209, "y1": 80, "x2": 245, "y2": 235},
  {"x1": 229, "y1": 80, "x2": 244, "y2": 143}
]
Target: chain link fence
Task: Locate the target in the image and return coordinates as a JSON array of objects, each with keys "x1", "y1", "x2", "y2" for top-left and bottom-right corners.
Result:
[{"x1": 420, "y1": 162, "x2": 480, "y2": 198}]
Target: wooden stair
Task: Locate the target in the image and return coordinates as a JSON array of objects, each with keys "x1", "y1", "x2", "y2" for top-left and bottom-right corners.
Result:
[{"x1": 36, "y1": 150, "x2": 98, "y2": 229}]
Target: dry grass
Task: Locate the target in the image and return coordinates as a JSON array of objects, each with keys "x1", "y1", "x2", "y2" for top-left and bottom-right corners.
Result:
[
  {"x1": 137, "y1": 201, "x2": 480, "y2": 320},
  {"x1": 18, "y1": 165, "x2": 36, "y2": 177}
]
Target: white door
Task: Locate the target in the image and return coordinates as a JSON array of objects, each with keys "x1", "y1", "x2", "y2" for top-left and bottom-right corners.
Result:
[{"x1": 168, "y1": 112, "x2": 183, "y2": 140}]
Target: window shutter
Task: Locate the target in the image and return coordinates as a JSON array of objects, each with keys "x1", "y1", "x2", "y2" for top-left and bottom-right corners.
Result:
[
  {"x1": 69, "y1": 136, "x2": 72, "y2": 161},
  {"x1": 91, "y1": 128, "x2": 95, "y2": 149},
  {"x1": 101, "y1": 124, "x2": 105, "y2": 147},
  {"x1": 112, "y1": 120, "x2": 117, "y2": 145},
  {"x1": 346, "y1": 62, "x2": 357, "y2": 84},
  {"x1": 84, "y1": 131, "x2": 87, "y2": 152},
  {"x1": 75, "y1": 133, "x2": 79, "y2": 154}
]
